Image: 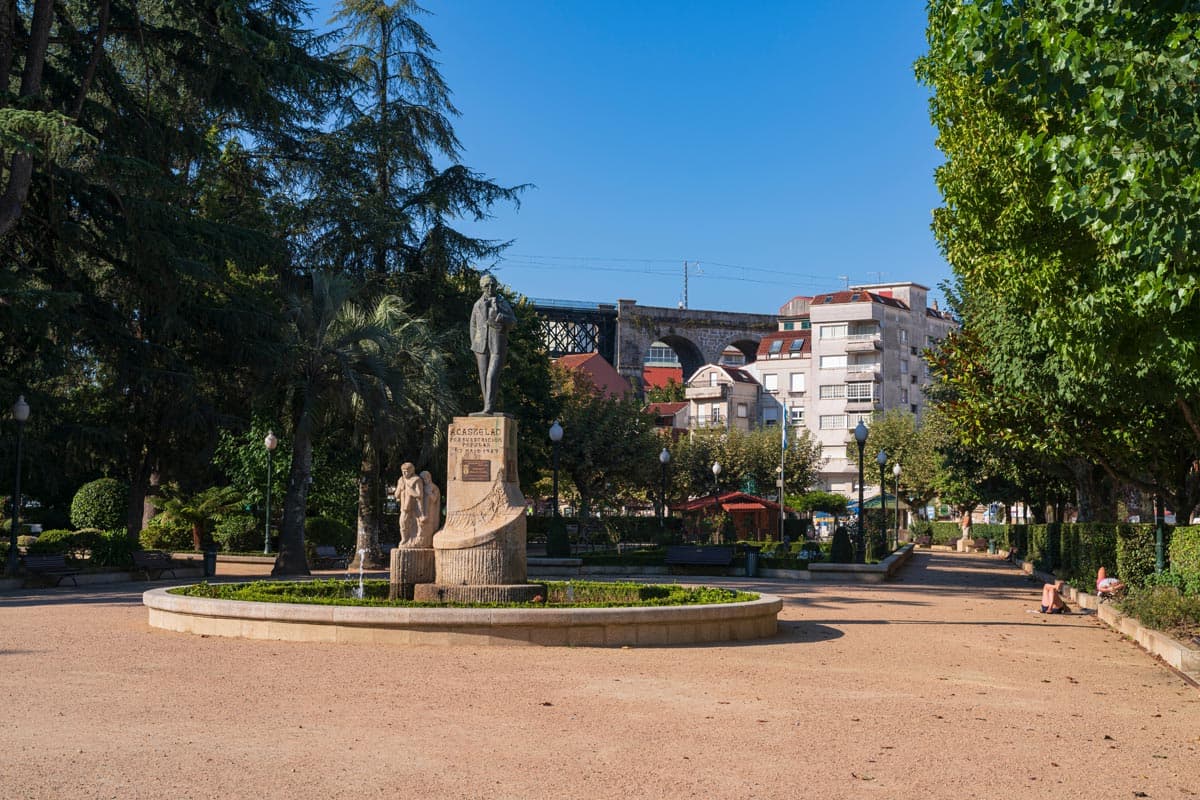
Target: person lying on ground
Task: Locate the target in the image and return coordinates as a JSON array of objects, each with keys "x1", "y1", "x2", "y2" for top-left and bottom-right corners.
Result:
[{"x1": 1040, "y1": 580, "x2": 1071, "y2": 614}]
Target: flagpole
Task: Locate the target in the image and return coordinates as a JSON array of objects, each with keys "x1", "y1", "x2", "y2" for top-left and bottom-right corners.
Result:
[{"x1": 779, "y1": 403, "x2": 787, "y2": 542}]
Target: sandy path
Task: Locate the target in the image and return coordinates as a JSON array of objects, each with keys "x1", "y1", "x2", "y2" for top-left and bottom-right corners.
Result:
[{"x1": 0, "y1": 551, "x2": 1196, "y2": 799}]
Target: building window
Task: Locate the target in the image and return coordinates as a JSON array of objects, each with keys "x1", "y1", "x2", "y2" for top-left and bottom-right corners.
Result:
[
  {"x1": 790, "y1": 406, "x2": 805, "y2": 424},
  {"x1": 789, "y1": 338, "x2": 806, "y2": 354},
  {"x1": 763, "y1": 373, "x2": 778, "y2": 392},
  {"x1": 846, "y1": 382, "x2": 873, "y2": 401},
  {"x1": 763, "y1": 405, "x2": 779, "y2": 422},
  {"x1": 710, "y1": 404, "x2": 722, "y2": 422},
  {"x1": 900, "y1": 388, "x2": 909, "y2": 404},
  {"x1": 790, "y1": 372, "x2": 806, "y2": 392},
  {"x1": 737, "y1": 403, "x2": 748, "y2": 418},
  {"x1": 850, "y1": 412, "x2": 873, "y2": 428},
  {"x1": 819, "y1": 384, "x2": 845, "y2": 399},
  {"x1": 819, "y1": 414, "x2": 846, "y2": 430},
  {"x1": 646, "y1": 343, "x2": 680, "y2": 365},
  {"x1": 800, "y1": 319, "x2": 812, "y2": 330},
  {"x1": 709, "y1": 371, "x2": 719, "y2": 386},
  {"x1": 900, "y1": 359, "x2": 909, "y2": 375},
  {"x1": 911, "y1": 403, "x2": 918, "y2": 414},
  {"x1": 899, "y1": 328, "x2": 909, "y2": 344},
  {"x1": 783, "y1": 321, "x2": 794, "y2": 331},
  {"x1": 768, "y1": 339, "x2": 784, "y2": 356},
  {"x1": 819, "y1": 354, "x2": 847, "y2": 370},
  {"x1": 820, "y1": 323, "x2": 848, "y2": 339}
]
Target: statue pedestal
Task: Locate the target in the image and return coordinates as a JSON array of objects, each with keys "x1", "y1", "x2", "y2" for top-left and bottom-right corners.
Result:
[
  {"x1": 388, "y1": 547, "x2": 434, "y2": 600},
  {"x1": 414, "y1": 415, "x2": 543, "y2": 604}
]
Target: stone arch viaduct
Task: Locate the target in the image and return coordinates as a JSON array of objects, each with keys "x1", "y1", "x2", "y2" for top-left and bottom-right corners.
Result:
[
  {"x1": 530, "y1": 298, "x2": 778, "y2": 390},
  {"x1": 613, "y1": 300, "x2": 777, "y2": 389}
]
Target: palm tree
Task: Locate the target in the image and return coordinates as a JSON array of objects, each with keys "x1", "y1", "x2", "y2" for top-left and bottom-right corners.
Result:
[
  {"x1": 154, "y1": 485, "x2": 244, "y2": 551},
  {"x1": 272, "y1": 271, "x2": 449, "y2": 575}
]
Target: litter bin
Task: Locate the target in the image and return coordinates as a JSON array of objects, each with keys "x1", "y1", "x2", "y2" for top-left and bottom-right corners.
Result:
[
  {"x1": 987, "y1": 539, "x2": 997, "y2": 555},
  {"x1": 202, "y1": 549, "x2": 217, "y2": 578},
  {"x1": 744, "y1": 545, "x2": 761, "y2": 578}
]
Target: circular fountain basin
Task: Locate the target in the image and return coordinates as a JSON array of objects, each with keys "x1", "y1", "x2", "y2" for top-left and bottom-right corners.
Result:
[{"x1": 143, "y1": 585, "x2": 783, "y2": 647}]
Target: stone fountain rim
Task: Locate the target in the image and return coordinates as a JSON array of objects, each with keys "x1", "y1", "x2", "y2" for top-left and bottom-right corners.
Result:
[{"x1": 142, "y1": 584, "x2": 783, "y2": 646}]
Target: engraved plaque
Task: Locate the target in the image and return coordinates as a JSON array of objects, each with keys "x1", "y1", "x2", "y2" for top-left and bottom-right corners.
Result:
[{"x1": 462, "y1": 459, "x2": 491, "y2": 482}]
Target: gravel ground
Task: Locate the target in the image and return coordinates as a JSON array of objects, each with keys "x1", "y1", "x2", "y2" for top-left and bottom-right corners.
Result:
[{"x1": 1, "y1": 550, "x2": 1196, "y2": 800}]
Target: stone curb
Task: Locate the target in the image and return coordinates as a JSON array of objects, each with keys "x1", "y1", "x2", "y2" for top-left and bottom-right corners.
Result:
[
  {"x1": 1018, "y1": 559, "x2": 1200, "y2": 684},
  {"x1": 143, "y1": 585, "x2": 783, "y2": 647}
]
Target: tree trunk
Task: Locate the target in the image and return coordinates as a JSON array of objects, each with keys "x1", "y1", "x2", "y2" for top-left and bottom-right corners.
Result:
[
  {"x1": 1070, "y1": 459, "x2": 1117, "y2": 522},
  {"x1": 273, "y1": 426, "x2": 313, "y2": 576},
  {"x1": 0, "y1": 0, "x2": 53, "y2": 238},
  {"x1": 352, "y1": 440, "x2": 384, "y2": 569},
  {"x1": 141, "y1": 466, "x2": 161, "y2": 531},
  {"x1": 191, "y1": 523, "x2": 202, "y2": 551},
  {"x1": 125, "y1": 450, "x2": 152, "y2": 546}
]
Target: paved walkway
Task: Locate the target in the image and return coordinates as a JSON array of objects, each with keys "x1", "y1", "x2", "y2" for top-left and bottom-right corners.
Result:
[{"x1": 1, "y1": 551, "x2": 1196, "y2": 799}]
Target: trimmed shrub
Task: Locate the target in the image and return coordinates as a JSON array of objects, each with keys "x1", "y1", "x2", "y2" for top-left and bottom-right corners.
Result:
[
  {"x1": 139, "y1": 514, "x2": 193, "y2": 552},
  {"x1": 1117, "y1": 523, "x2": 1162, "y2": 590},
  {"x1": 829, "y1": 526, "x2": 854, "y2": 563},
  {"x1": 70, "y1": 478, "x2": 127, "y2": 530},
  {"x1": 929, "y1": 521, "x2": 960, "y2": 545},
  {"x1": 26, "y1": 528, "x2": 75, "y2": 555},
  {"x1": 213, "y1": 514, "x2": 260, "y2": 553},
  {"x1": 89, "y1": 529, "x2": 136, "y2": 568},
  {"x1": 17, "y1": 534, "x2": 38, "y2": 548},
  {"x1": 304, "y1": 516, "x2": 354, "y2": 552},
  {"x1": 1169, "y1": 525, "x2": 1200, "y2": 595},
  {"x1": 972, "y1": 523, "x2": 1007, "y2": 543},
  {"x1": 1028, "y1": 523, "x2": 1061, "y2": 572},
  {"x1": 1119, "y1": 582, "x2": 1200, "y2": 635},
  {"x1": 1008, "y1": 524, "x2": 1029, "y2": 556}
]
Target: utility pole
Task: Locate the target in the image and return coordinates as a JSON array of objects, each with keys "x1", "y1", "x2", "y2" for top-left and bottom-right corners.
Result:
[{"x1": 682, "y1": 261, "x2": 688, "y2": 309}]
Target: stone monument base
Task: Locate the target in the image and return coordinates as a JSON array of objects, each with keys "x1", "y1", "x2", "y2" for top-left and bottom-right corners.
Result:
[
  {"x1": 413, "y1": 583, "x2": 546, "y2": 605},
  {"x1": 389, "y1": 547, "x2": 435, "y2": 601}
]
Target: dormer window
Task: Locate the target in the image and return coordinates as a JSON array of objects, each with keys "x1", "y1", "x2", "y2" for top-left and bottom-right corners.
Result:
[
  {"x1": 789, "y1": 338, "x2": 805, "y2": 353},
  {"x1": 769, "y1": 340, "x2": 783, "y2": 355}
]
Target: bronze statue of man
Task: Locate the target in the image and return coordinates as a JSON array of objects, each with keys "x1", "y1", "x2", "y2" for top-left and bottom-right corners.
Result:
[{"x1": 469, "y1": 274, "x2": 516, "y2": 414}]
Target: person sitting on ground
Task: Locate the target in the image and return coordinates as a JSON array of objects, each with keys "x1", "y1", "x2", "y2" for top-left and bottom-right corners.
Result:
[
  {"x1": 1095, "y1": 566, "x2": 1125, "y2": 598},
  {"x1": 1040, "y1": 580, "x2": 1071, "y2": 614}
]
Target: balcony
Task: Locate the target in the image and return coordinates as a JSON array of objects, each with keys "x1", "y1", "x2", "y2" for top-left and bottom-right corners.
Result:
[
  {"x1": 692, "y1": 415, "x2": 726, "y2": 429},
  {"x1": 845, "y1": 396, "x2": 880, "y2": 411},
  {"x1": 685, "y1": 384, "x2": 727, "y2": 401},
  {"x1": 845, "y1": 333, "x2": 882, "y2": 352},
  {"x1": 845, "y1": 363, "x2": 880, "y2": 378}
]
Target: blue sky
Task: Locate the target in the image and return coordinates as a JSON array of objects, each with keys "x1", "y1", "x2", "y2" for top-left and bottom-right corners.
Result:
[{"x1": 309, "y1": 1, "x2": 949, "y2": 314}]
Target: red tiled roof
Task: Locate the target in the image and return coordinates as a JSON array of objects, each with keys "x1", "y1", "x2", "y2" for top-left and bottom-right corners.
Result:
[
  {"x1": 672, "y1": 491, "x2": 795, "y2": 514},
  {"x1": 553, "y1": 352, "x2": 631, "y2": 398},
  {"x1": 646, "y1": 401, "x2": 687, "y2": 415},
  {"x1": 810, "y1": 290, "x2": 909, "y2": 310},
  {"x1": 755, "y1": 332, "x2": 809, "y2": 358},
  {"x1": 642, "y1": 365, "x2": 683, "y2": 390},
  {"x1": 719, "y1": 365, "x2": 759, "y2": 384}
]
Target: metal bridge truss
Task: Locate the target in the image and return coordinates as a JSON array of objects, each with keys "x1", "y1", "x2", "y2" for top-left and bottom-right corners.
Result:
[{"x1": 531, "y1": 300, "x2": 617, "y2": 363}]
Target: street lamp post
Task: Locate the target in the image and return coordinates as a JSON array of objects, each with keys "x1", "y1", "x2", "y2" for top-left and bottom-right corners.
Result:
[
  {"x1": 892, "y1": 462, "x2": 901, "y2": 551},
  {"x1": 263, "y1": 431, "x2": 278, "y2": 554},
  {"x1": 659, "y1": 447, "x2": 670, "y2": 530},
  {"x1": 876, "y1": 450, "x2": 888, "y2": 560},
  {"x1": 853, "y1": 421, "x2": 868, "y2": 563},
  {"x1": 6, "y1": 396, "x2": 29, "y2": 577},
  {"x1": 711, "y1": 461, "x2": 722, "y2": 542},
  {"x1": 549, "y1": 421, "x2": 563, "y2": 518}
]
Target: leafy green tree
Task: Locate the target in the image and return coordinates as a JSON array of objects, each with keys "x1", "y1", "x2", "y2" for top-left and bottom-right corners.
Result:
[
  {"x1": 551, "y1": 367, "x2": 658, "y2": 523},
  {"x1": 669, "y1": 425, "x2": 823, "y2": 503},
  {"x1": 646, "y1": 378, "x2": 686, "y2": 403},
  {"x1": 919, "y1": 1, "x2": 1200, "y2": 520}
]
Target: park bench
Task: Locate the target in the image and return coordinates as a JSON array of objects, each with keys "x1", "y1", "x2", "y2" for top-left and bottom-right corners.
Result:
[
  {"x1": 972, "y1": 537, "x2": 989, "y2": 552},
  {"x1": 915, "y1": 535, "x2": 932, "y2": 547},
  {"x1": 21, "y1": 554, "x2": 81, "y2": 587},
  {"x1": 664, "y1": 545, "x2": 735, "y2": 573},
  {"x1": 312, "y1": 545, "x2": 348, "y2": 569},
  {"x1": 131, "y1": 550, "x2": 184, "y2": 580}
]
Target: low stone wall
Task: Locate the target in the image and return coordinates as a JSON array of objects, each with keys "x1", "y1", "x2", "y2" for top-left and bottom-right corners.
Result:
[
  {"x1": 1019, "y1": 560, "x2": 1200, "y2": 683},
  {"x1": 0, "y1": 566, "x2": 204, "y2": 592},
  {"x1": 143, "y1": 586, "x2": 783, "y2": 647},
  {"x1": 807, "y1": 544, "x2": 914, "y2": 583}
]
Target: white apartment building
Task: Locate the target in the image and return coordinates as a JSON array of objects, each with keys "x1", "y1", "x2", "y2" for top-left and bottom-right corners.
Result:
[
  {"x1": 745, "y1": 282, "x2": 957, "y2": 497},
  {"x1": 683, "y1": 364, "x2": 763, "y2": 432}
]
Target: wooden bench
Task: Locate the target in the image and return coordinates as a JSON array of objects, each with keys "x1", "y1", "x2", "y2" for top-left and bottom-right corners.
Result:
[
  {"x1": 21, "y1": 554, "x2": 81, "y2": 586},
  {"x1": 132, "y1": 550, "x2": 184, "y2": 580},
  {"x1": 312, "y1": 545, "x2": 348, "y2": 569},
  {"x1": 664, "y1": 545, "x2": 735, "y2": 573},
  {"x1": 972, "y1": 537, "x2": 989, "y2": 552}
]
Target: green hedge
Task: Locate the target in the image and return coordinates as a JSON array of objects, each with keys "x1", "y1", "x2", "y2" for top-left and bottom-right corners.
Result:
[
  {"x1": 1023, "y1": 523, "x2": 1165, "y2": 593},
  {"x1": 929, "y1": 522, "x2": 960, "y2": 545},
  {"x1": 527, "y1": 516, "x2": 684, "y2": 545},
  {"x1": 1169, "y1": 525, "x2": 1200, "y2": 594},
  {"x1": 304, "y1": 516, "x2": 355, "y2": 552},
  {"x1": 1028, "y1": 523, "x2": 1061, "y2": 571},
  {"x1": 1118, "y1": 524, "x2": 1163, "y2": 590}
]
